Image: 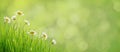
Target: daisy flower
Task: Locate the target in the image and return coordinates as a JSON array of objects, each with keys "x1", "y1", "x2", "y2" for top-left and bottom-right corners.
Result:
[
  {"x1": 24, "y1": 20, "x2": 30, "y2": 26},
  {"x1": 51, "y1": 39, "x2": 56, "y2": 45},
  {"x1": 4, "y1": 16, "x2": 11, "y2": 23},
  {"x1": 16, "y1": 10, "x2": 24, "y2": 16},
  {"x1": 28, "y1": 30, "x2": 37, "y2": 36},
  {"x1": 42, "y1": 32, "x2": 48, "y2": 40},
  {"x1": 11, "y1": 15, "x2": 16, "y2": 21}
]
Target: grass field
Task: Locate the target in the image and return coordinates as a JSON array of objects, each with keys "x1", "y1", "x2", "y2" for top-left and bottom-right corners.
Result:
[{"x1": 0, "y1": 11, "x2": 56, "y2": 52}]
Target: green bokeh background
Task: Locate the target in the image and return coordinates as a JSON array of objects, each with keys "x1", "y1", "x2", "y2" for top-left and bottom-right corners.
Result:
[{"x1": 0, "y1": 0, "x2": 120, "y2": 52}]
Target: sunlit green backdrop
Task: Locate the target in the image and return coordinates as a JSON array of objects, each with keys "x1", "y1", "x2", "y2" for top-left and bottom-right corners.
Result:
[{"x1": 0, "y1": 0, "x2": 120, "y2": 52}]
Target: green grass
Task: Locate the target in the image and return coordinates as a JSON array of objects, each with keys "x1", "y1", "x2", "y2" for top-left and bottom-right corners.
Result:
[{"x1": 0, "y1": 13, "x2": 56, "y2": 52}]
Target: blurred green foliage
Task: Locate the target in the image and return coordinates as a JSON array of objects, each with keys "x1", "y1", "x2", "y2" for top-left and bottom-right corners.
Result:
[{"x1": 0, "y1": 0, "x2": 120, "y2": 52}]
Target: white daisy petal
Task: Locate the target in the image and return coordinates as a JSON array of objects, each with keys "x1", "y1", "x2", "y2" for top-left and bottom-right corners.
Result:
[{"x1": 4, "y1": 16, "x2": 11, "y2": 23}]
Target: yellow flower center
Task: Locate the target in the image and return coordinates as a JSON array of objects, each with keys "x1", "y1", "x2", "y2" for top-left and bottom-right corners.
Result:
[
  {"x1": 30, "y1": 31, "x2": 35, "y2": 35},
  {"x1": 17, "y1": 11, "x2": 23, "y2": 15}
]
